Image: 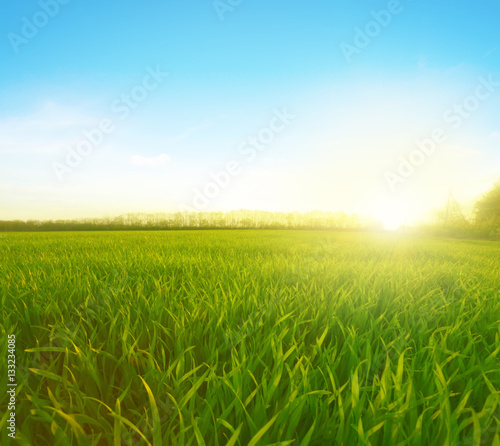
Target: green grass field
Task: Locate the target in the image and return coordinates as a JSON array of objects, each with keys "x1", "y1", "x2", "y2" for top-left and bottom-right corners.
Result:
[{"x1": 1, "y1": 230, "x2": 499, "y2": 445}]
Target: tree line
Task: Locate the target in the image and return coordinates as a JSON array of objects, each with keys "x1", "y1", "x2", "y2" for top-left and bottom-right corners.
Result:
[
  {"x1": 0, "y1": 210, "x2": 374, "y2": 232},
  {"x1": 1, "y1": 183, "x2": 498, "y2": 238}
]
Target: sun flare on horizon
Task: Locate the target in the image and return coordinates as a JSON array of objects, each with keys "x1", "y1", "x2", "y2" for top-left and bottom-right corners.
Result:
[{"x1": 368, "y1": 197, "x2": 408, "y2": 230}]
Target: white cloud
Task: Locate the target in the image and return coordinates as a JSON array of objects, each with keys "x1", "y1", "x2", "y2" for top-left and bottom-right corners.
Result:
[{"x1": 130, "y1": 153, "x2": 171, "y2": 167}]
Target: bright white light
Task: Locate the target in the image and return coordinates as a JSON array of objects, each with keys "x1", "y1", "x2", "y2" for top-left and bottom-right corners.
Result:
[{"x1": 368, "y1": 196, "x2": 405, "y2": 230}]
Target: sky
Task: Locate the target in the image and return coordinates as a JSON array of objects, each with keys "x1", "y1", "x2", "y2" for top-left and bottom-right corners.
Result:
[{"x1": 1, "y1": 0, "x2": 499, "y2": 226}]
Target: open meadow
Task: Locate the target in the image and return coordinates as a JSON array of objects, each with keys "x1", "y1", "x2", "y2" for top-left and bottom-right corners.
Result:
[{"x1": 1, "y1": 230, "x2": 499, "y2": 445}]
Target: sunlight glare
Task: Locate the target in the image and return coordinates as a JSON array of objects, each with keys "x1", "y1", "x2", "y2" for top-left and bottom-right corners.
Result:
[{"x1": 368, "y1": 197, "x2": 406, "y2": 230}]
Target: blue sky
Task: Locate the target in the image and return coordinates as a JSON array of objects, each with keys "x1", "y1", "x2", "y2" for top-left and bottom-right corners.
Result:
[{"x1": 1, "y1": 0, "x2": 499, "y2": 224}]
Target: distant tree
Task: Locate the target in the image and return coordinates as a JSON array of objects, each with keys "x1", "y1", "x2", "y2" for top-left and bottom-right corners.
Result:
[{"x1": 475, "y1": 182, "x2": 500, "y2": 227}]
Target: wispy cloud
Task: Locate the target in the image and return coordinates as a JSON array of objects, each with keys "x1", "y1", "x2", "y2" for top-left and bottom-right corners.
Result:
[
  {"x1": 0, "y1": 102, "x2": 97, "y2": 155},
  {"x1": 489, "y1": 131, "x2": 500, "y2": 141},
  {"x1": 161, "y1": 122, "x2": 212, "y2": 146},
  {"x1": 484, "y1": 46, "x2": 498, "y2": 58},
  {"x1": 130, "y1": 153, "x2": 171, "y2": 167}
]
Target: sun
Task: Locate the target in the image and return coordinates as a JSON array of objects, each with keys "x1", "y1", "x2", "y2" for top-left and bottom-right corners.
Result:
[{"x1": 368, "y1": 197, "x2": 405, "y2": 230}]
